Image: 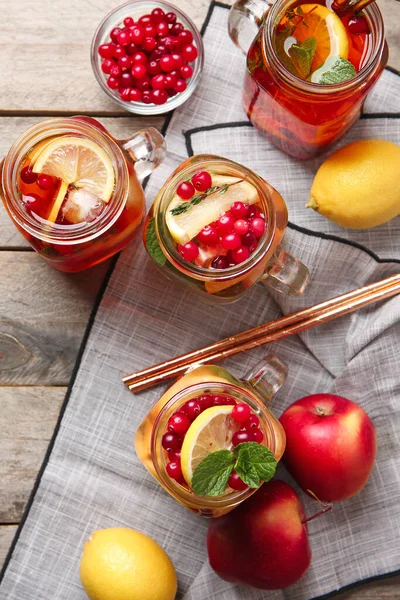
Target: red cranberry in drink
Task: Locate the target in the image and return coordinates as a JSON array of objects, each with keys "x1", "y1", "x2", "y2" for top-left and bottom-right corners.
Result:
[
  {"x1": 192, "y1": 170, "x2": 212, "y2": 191},
  {"x1": 247, "y1": 205, "x2": 261, "y2": 219},
  {"x1": 130, "y1": 25, "x2": 145, "y2": 45},
  {"x1": 169, "y1": 450, "x2": 181, "y2": 463},
  {"x1": 110, "y1": 27, "x2": 122, "y2": 43},
  {"x1": 147, "y1": 60, "x2": 160, "y2": 75},
  {"x1": 179, "y1": 30, "x2": 193, "y2": 45},
  {"x1": 211, "y1": 255, "x2": 229, "y2": 269},
  {"x1": 232, "y1": 403, "x2": 251, "y2": 423},
  {"x1": 21, "y1": 193, "x2": 45, "y2": 214},
  {"x1": 182, "y1": 399, "x2": 202, "y2": 420},
  {"x1": 20, "y1": 166, "x2": 37, "y2": 184},
  {"x1": 231, "y1": 246, "x2": 250, "y2": 264},
  {"x1": 347, "y1": 14, "x2": 369, "y2": 35},
  {"x1": 168, "y1": 413, "x2": 191, "y2": 434},
  {"x1": 253, "y1": 429, "x2": 264, "y2": 443},
  {"x1": 178, "y1": 241, "x2": 199, "y2": 262},
  {"x1": 37, "y1": 174, "x2": 55, "y2": 190},
  {"x1": 220, "y1": 396, "x2": 237, "y2": 406},
  {"x1": 228, "y1": 471, "x2": 248, "y2": 491},
  {"x1": 241, "y1": 231, "x2": 256, "y2": 246},
  {"x1": 233, "y1": 219, "x2": 249, "y2": 236},
  {"x1": 230, "y1": 201, "x2": 248, "y2": 219},
  {"x1": 177, "y1": 181, "x2": 195, "y2": 199},
  {"x1": 166, "y1": 461, "x2": 183, "y2": 481},
  {"x1": 180, "y1": 65, "x2": 193, "y2": 79},
  {"x1": 166, "y1": 12, "x2": 177, "y2": 24},
  {"x1": 142, "y1": 36, "x2": 157, "y2": 52},
  {"x1": 249, "y1": 217, "x2": 265, "y2": 238},
  {"x1": 182, "y1": 44, "x2": 198, "y2": 62},
  {"x1": 222, "y1": 232, "x2": 241, "y2": 250},
  {"x1": 174, "y1": 79, "x2": 187, "y2": 93},
  {"x1": 199, "y1": 394, "x2": 214, "y2": 410},
  {"x1": 129, "y1": 88, "x2": 142, "y2": 102},
  {"x1": 162, "y1": 432, "x2": 183, "y2": 452},
  {"x1": 98, "y1": 43, "x2": 115, "y2": 58},
  {"x1": 197, "y1": 224, "x2": 219, "y2": 246},
  {"x1": 245, "y1": 414, "x2": 260, "y2": 430},
  {"x1": 216, "y1": 213, "x2": 234, "y2": 234},
  {"x1": 123, "y1": 16, "x2": 134, "y2": 28},
  {"x1": 232, "y1": 431, "x2": 253, "y2": 446},
  {"x1": 132, "y1": 51, "x2": 147, "y2": 65}
]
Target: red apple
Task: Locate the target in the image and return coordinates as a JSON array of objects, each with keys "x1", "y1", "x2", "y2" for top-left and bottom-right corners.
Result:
[
  {"x1": 207, "y1": 480, "x2": 311, "y2": 590},
  {"x1": 279, "y1": 393, "x2": 377, "y2": 502}
]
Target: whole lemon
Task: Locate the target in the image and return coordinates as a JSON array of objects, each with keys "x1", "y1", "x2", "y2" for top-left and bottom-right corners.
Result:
[
  {"x1": 307, "y1": 139, "x2": 400, "y2": 229},
  {"x1": 80, "y1": 528, "x2": 177, "y2": 600}
]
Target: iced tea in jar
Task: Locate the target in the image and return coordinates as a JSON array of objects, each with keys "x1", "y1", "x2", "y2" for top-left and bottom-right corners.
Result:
[
  {"x1": 0, "y1": 116, "x2": 165, "y2": 271},
  {"x1": 229, "y1": 0, "x2": 388, "y2": 158}
]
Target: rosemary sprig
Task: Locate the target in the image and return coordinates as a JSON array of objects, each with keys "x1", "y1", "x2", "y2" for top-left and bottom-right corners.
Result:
[{"x1": 170, "y1": 180, "x2": 244, "y2": 216}]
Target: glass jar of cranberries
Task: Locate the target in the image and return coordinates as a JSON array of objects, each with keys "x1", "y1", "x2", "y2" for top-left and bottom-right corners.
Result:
[
  {"x1": 135, "y1": 356, "x2": 288, "y2": 516},
  {"x1": 144, "y1": 154, "x2": 310, "y2": 302},
  {"x1": 91, "y1": 1, "x2": 204, "y2": 114}
]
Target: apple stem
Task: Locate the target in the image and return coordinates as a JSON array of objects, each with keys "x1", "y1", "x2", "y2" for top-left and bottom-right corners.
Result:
[{"x1": 301, "y1": 489, "x2": 334, "y2": 525}]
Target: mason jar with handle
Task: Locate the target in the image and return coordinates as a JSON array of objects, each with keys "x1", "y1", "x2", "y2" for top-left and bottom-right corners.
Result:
[
  {"x1": 0, "y1": 116, "x2": 166, "y2": 272},
  {"x1": 135, "y1": 354, "x2": 288, "y2": 517},
  {"x1": 229, "y1": 0, "x2": 388, "y2": 158}
]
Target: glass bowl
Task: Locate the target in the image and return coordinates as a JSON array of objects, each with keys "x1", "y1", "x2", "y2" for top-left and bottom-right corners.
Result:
[{"x1": 91, "y1": 0, "x2": 204, "y2": 115}]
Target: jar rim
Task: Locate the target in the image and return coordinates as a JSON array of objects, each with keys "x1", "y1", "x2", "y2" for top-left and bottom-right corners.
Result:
[
  {"x1": 1, "y1": 117, "x2": 129, "y2": 244},
  {"x1": 153, "y1": 154, "x2": 286, "y2": 282},
  {"x1": 263, "y1": 0, "x2": 386, "y2": 94},
  {"x1": 90, "y1": 0, "x2": 205, "y2": 115},
  {"x1": 150, "y1": 381, "x2": 277, "y2": 510}
]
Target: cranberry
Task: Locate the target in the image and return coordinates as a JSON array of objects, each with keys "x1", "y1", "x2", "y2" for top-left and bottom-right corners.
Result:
[
  {"x1": 241, "y1": 231, "x2": 256, "y2": 246},
  {"x1": 247, "y1": 205, "x2": 261, "y2": 219},
  {"x1": 107, "y1": 76, "x2": 120, "y2": 89},
  {"x1": 192, "y1": 171, "x2": 212, "y2": 192},
  {"x1": 220, "y1": 396, "x2": 237, "y2": 406},
  {"x1": 245, "y1": 414, "x2": 260, "y2": 430},
  {"x1": 222, "y1": 232, "x2": 241, "y2": 250},
  {"x1": 139, "y1": 14, "x2": 153, "y2": 26},
  {"x1": 171, "y1": 22, "x2": 184, "y2": 35},
  {"x1": 157, "y1": 21, "x2": 169, "y2": 37},
  {"x1": 168, "y1": 412, "x2": 191, "y2": 434},
  {"x1": 248, "y1": 241, "x2": 258, "y2": 253},
  {"x1": 123, "y1": 16, "x2": 135, "y2": 28},
  {"x1": 114, "y1": 45, "x2": 126, "y2": 59},
  {"x1": 144, "y1": 24, "x2": 156, "y2": 37},
  {"x1": 160, "y1": 54, "x2": 175, "y2": 73},
  {"x1": 231, "y1": 246, "x2": 250, "y2": 264},
  {"x1": 253, "y1": 429, "x2": 264, "y2": 443},
  {"x1": 197, "y1": 224, "x2": 219, "y2": 246},
  {"x1": 142, "y1": 37, "x2": 157, "y2": 52},
  {"x1": 180, "y1": 64, "x2": 193, "y2": 79},
  {"x1": 37, "y1": 174, "x2": 54, "y2": 190},
  {"x1": 110, "y1": 64, "x2": 122, "y2": 77},
  {"x1": 232, "y1": 431, "x2": 253, "y2": 446},
  {"x1": 118, "y1": 55, "x2": 132, "y2": 71},
  {"x1": 110, "y1": 27, "x2": 122, "y2": 43},
  {"x1": 347, "y1": 14, "x2": 369, "y2": 35},
  {"x1": 198, "y1": 394, "x2": 214, "y2": 410},
  {"x1": 166, "y1": 461, "x2": 183, "y2": 481},
  {"x1": 161, "y1": 432, "x2": 183, "y2": 452},
  {"x1": 117, "y1": 29, "x2": 131, "y2": 46},
  {"x1": 230, "y1": 201, "x2": 248, "y2": 219},
  {"x1": 166, "y1": 12, "x2": 177, "y2": 24},
  {"x1": 136, "y1": 75, "x2": 151, "y2": 91},
  {"x1": 20, "y1": 166, "x2": 37, "y2": 184},
  {"x1": 101, "y1": 58, "x2": 115, "y2": 74},
  {"x1": 151, "y1": 74, "x2": 166, "y2": 89},
  {"x1": 129, "y1": 88, "x2": 142, "y2": 102},
  {"x1": 151, "y1": 7, "x2": 166, "y2": 23},
  {"x1": 131, "y1": 63, "x2": 147, "y2": 79},
  {"x1": 119, "y1": 88, "x2": 131, "y2": 101},
  {"x1": 132, "y1": 51, "x2": 147, "y2": 64},
  {"x1": 228, "y1": 471, "x2": 248, "y2": 491},
  {"x1": 168, "y1": 88, "x2": 178, "y2": 98},
  {"x1": 232, "y1": 403, "x2": 251, "y2": 423},
  {"x1": 120, "y1": 72, "x2": 135, "y2": 87},
  {"x1": 130, "y1": 25, "x2": 145, "y2": 45},
  {"x1": 182, "y1": 44, "x2": 198, "y2": 62},
  {"x1": 164, "y1": 36, "x2": 180, "y2": 50},
  {"x1": 169, "y1": 450, "x2": 181, "y2": 462},
  {"x1": 21, "y1": 193, "x2": 44, "y2": 213},
  {"x1": 179, "y1": 30, "x2": 193, "y2": 45},
  {"x1": 249, "y1": 217, "x2": 265, "y2": 238},
  {"x1": 216, "y1": 213, "x2": 234, "y2": 234},
  {"x1": 142, "y1": 90, "x2": 152, "y2": 103},
  {"x1": 147, "y1": 60, "x2": 160, "y2": 75},
  {"x1": 126, "y1": 42, "x2": 138, "y2": 56},
  {"x1": 177, "y1": 181, "x2": 195, "y2": 199},
  {"x1": 174, "y1": 79, "x2": 187, "y2": 93},
  {"x1": 211, "y1": 395, "x2": 226, "y2": 406},
  {"x1": 184, "y1": 399, "x2": 202, "y2": 420},
  {"x1": 98, "y1": 43, "x2": 115, "y2": 58},
  {"x1": 211, "y1": 255, "x2": 229, "y2": 269},
  {"x1": 233, "y1": 219, "x2": 249, "y2": 236},
  {"x1": 164, "y1": 74, "x2": 177, "y2": 88},
  {"x1": 171, "y1": 53, "x2": 184, "y2": 69},
  {"x1": 178, "y1": 241, "x2": 199, "y2": 262}
]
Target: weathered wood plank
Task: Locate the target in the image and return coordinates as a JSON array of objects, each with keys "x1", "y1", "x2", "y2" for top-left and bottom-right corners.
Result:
[
  {"x1": 0, "y1": 252, "x2": 110, "y2": 385},
  {"x1": 0, "y1": 387, "x2": 65, "y2": 523},
  {"x1": 0, "y1": 526, "x2": 18, "y2": 568},
  {"x1": 0, "y1": 115, "x2": 164, "y2": 248}
]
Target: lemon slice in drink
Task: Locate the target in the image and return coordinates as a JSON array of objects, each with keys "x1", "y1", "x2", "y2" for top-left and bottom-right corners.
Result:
[
  {"x1": 166, "y1": 175, "x2": 259, "y2": 245},
  {"x1": 180, "y1": 405, "x2": 240, "y2": 487},
  {"x1": 32, "y1": 136, "x2": 115, "y2": 222},
  {"x1": 291, "y1": 4, "x2": 348, "y2": 71}
]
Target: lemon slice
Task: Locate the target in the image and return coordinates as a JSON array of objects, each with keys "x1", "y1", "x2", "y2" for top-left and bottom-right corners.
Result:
[
  {"x1": 180, "y1": 405, "x2": 241, "y2": 487},
  {"x1": 166, "y1": 174, "x2": 259, "y2": 245},
  {"x1": 32, "y1": 136, "x2": 115, "y2": 222},
  {"x1": 291, "y1": 4, "x2": 348, "y2": 71}
]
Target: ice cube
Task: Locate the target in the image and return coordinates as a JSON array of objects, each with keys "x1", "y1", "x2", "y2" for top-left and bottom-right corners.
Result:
[{"x1": 62, "y1": 188, "x2": 105, "y2": 224}]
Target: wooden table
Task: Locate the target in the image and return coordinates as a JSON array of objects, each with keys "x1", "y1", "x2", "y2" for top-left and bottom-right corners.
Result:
[{"x1": 1, "y1": 0, "x2": 399, "y2": 596}]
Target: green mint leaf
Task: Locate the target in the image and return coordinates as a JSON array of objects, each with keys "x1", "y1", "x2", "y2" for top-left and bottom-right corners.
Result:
[
  {"x1": 191, "y1": 449, "x2": 235, "y2": 496},
  {"x1": 145, "y1": 217, "x2": 166, "y2": 266},
  {"x1": 311, "y1": 56, "x2": 356, "y2": 84},
  {"x1": 288, "y1": 36, "x2": 317, "y2": 79},
  {"x1": 234, "y1": 442, "x2": 277, "y2": 489},
  {"x1": 274, "y1": 33, "x2": 301, "y2": 77}
]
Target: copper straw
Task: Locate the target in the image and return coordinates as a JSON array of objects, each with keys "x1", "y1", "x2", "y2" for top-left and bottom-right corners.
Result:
[{"x1": 123, "y1": 273, "x2": 400, "y2": 393}]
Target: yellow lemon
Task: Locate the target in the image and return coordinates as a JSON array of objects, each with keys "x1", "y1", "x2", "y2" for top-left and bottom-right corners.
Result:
[
  {"x1": 80, "y1": 528, "x2": 177, "y2": 600},
  {"x1": 307, "y1": 139, "x2": 400, "y2": 229}
]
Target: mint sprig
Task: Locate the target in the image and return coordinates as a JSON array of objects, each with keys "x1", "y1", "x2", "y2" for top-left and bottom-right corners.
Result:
[
  {"x1": 145, "y1": 217, "x2": 166, "y2": 266},
  {"x1": 191, "y1": 442, "x2": 277, "y2": 497},
  {"x1": 311, "y1": 56, "x2": 356, "y2": 84},
  {"x1": 288, "y1": 36, "x2": 317, "y2": 79}
]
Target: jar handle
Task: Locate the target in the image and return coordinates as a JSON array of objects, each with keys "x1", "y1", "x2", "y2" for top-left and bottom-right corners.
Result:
[
  {"x1": 121, "y1": 127, "x2": 167, "y2": 180},
  {"x1": 228, "y1": 0, "x2": 273, "y2": 55},
  {"x1": 261, "y1": 246, "x2": 310, "y2": 296},
  {"x1": 243, "y1": 354, "x2": 288, "y2": 402}
]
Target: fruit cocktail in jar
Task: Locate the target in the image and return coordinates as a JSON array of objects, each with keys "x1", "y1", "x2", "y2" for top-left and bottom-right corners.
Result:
[
  {"x1": 0, "y1": 116, "x2": 165, "y2": 272},
  {"x1": 135, "y1": 356, "x2": 288, "y2": 517},
  {"x1": 143, "y1": 154, "x2": 309, "y2": 302},
  {"x1": 229, "y1": 0, "x2": 388, "y2": 158}
]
